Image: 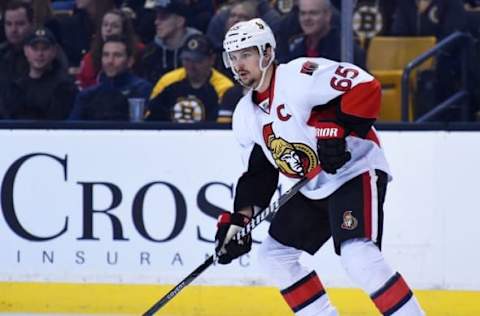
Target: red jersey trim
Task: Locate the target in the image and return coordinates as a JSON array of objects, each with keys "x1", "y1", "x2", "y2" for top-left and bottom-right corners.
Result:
[
  {"x1": 341, "y1": 79, "x2": 382, "y2": 119},
  {"x1": 253, "y1": 65, "x2": 277, "y2": 113},
  {"x1": 362, "y1": 172, "x2": 372, "y2": 240}
]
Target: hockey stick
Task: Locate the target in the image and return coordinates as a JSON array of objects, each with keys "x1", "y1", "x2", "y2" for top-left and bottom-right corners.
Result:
[{"x1": 142, "y1": 165, "x2": 321, "y2": 316}]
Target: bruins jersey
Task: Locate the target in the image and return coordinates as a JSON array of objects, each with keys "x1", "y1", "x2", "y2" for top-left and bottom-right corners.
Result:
[
  {"x1": 148, "y1": 67, "x2": 233, "y2": 122},
  {"x1": 233, "y1": 57, "x2": 391, "y2": 202}
]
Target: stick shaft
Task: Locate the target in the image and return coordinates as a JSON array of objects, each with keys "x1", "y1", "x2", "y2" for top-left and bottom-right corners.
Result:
[
  {"x1": 143, "y1": 166, "x2": 321, "y2": 316},
  {"x1": 143, "y1": 256, "x2": 214, "y2": 316},
  {"x1": 236, "y1": 166, "x2": 321, "y2": 240}
]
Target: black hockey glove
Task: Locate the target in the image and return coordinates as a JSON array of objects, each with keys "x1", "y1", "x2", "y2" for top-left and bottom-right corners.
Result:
[
  {"x1": 215, "y1": 211, "x2": 252, "y2": 265},
  {"x1": 315, "y1": 121, "x2": 351, "y2": 174}
]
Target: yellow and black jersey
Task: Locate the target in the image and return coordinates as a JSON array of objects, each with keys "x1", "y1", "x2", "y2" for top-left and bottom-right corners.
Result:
[{"x1": 147, "y1": 67, "x2": 233, "y2": 123}]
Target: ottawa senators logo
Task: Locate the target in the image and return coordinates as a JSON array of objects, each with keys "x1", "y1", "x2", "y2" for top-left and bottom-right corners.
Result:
[
  {"x1": 262, "y1": 123, "x2": 318, "y2": 178},
  {"x1": 341, "y1": 211, "x2": 358, "y2": 230},
  {"x1": 255, "y1": 21, "x2": 265, "y2": 30}
]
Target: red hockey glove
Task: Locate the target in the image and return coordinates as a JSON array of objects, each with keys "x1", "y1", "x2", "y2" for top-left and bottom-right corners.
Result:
[
  {"x1": 215, "y1": 211, "x2": 252, "y2": 265},
  {"x1": 315, "y1": 121, "x2": 351, "y2": 174}
]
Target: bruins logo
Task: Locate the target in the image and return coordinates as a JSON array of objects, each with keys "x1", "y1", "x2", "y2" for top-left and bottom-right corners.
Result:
[
  {"x1": 187, "y1": 38, "x2": 198, "y2": 50},
  {"x1": 262, "y1": 123, "x2": 318, "y2": 178},
  {"x1": 353, "y1": 5, "x2": 383, "y2": 39},
  {"x1": 275, "y1": 0, "x2": 294, "y2": 14},
  {"x1": 171, "y1": 95, "x2": 205, "y2": 123}
]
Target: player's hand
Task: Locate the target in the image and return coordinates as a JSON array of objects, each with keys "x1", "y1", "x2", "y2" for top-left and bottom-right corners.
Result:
[
  {"x1": 215, "y1": 211, "x2": 252, "y2": 264},
  {"x1": 315, "y1": 121, "x2": 351, "y2": 174}
]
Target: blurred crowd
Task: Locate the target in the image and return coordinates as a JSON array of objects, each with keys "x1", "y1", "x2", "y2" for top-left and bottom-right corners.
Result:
[{"x1": 0, "y1": 0, "x2": 478, "y2": 122}]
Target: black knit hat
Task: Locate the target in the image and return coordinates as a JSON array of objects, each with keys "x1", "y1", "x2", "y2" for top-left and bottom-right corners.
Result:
[{"x1": 180, "y1": 34, "x2": 214, "y2": 61}]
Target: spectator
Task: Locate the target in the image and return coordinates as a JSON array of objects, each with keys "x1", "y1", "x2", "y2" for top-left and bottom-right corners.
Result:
[
  {"x1": 28, "y1": 0, "x2": 64, "y2": 46},
  {"x1": 279, "y1": 0, "x2": 366, "y2": 68},
  {"x1": 0, "y1": 28, "x2": 77, "y2": 119},
  {"x1": 209, "y1": 0, "x2": 258, "y2": 52},
  {"x1": 391, "y1": 0, "x2": 467, "y2": 39},
  {"x1": 0, "y1": 0, "x2": 34, "y2": 82},
  {"x1": 124, "y1": 0, "x2": 215, "y2": 41},
  {"x1": 217, "y1": 84, "x2": 247, "y2": 123},
  {"x1": 353, "y1": 0, "x2": 398, "y2": 39},
  {"x1": 139, "y1": 0, "x2": 201, "y2": 84},
  {"x1": 273, "y1": 1, "x2": 301, "y2": 58},
  {"x1": 77, "y1": 8, "x2": 144, "y2": 89},
  {"x1": 59, "y1": 0, "x2": 116, "y2": 70},
  {"x1": 206, "y1": 0, "x2": 281, "y2": 55},
  {"x1": 122, "y1": 0, "x2": 157, "y2": 44},
  {"x1": 69, "y1": 34, "x2": 152, "y2": 120},
  {"x1": 273, "y1": 0, "x2": 341, "y2": 63},
  {"x1": 188, "y1": 0, "x2": 215, "y2": 33},
  {"x1": 147, "y1": 34, "x2": 234, "y2": 122}
]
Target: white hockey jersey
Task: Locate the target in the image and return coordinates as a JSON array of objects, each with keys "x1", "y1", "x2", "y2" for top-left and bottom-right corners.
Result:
[{"x1": 232, "y1": 57, "x2": 391, "y2": 200}]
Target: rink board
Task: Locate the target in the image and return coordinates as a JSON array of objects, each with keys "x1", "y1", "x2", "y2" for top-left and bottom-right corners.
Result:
[
  {"x1": 0, "y1": 282, "x2": 479, "y2": 316},
  {"x1": 1, "y1": 130, "x2": 480, "y2": 316}
]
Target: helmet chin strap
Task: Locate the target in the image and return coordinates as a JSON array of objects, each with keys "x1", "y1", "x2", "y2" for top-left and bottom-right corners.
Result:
[
  {"x1": 253, "y1": 49, "x2": 275, "y2": 91},
  {"x1": 253, "y1": 55, "x2": 268, "y2": 91}
]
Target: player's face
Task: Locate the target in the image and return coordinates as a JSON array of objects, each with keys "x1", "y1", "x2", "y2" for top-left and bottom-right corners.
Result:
[
  {"x1": 228, "y1": 47, "x2": 262, "y2": 88},
  {"x1": 298, "y1": 0, "x2": 331, "y2": 36}
]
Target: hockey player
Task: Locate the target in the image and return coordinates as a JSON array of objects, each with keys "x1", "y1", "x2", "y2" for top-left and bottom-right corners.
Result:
[{"x1": 214, "y1": 17, "x2": 425, "y2": 316}]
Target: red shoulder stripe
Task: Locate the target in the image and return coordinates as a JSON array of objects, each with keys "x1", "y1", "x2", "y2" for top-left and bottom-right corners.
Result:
[{"x1": 341, "y1": 79, "x2": 381, "y2": 119}]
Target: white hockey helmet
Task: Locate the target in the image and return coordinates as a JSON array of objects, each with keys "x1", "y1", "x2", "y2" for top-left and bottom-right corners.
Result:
[
  {"x1": 223, "y1": 18, "x2": 276, "y2": 54},
  {"x1": 223, "y1": 18, "x2": 276, "y2": 90}
]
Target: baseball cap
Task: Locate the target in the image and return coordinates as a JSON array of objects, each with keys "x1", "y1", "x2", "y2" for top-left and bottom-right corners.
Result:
[
  {"x1": 180, "y1": 34, "x2": 214, "y2": 61},
  {"x1": 155, "y1": 0, "x2": 189, "y2": 18},
  {"x1": 25, "y1": 28, "x2": 57, "y2": 46}
]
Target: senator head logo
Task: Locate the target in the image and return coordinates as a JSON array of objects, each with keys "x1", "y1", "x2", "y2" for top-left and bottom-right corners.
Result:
[
  {"x1": 341, "y1": 211, "x2": 358, "y2": 230},
  {"x1": 262, "y1": 123, "x2": 318, "y2": 178}
]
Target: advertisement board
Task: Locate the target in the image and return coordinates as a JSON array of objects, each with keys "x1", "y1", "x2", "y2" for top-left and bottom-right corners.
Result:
[{"x1": 0, "y1": 130, "x2": 478, "y2": 290}]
